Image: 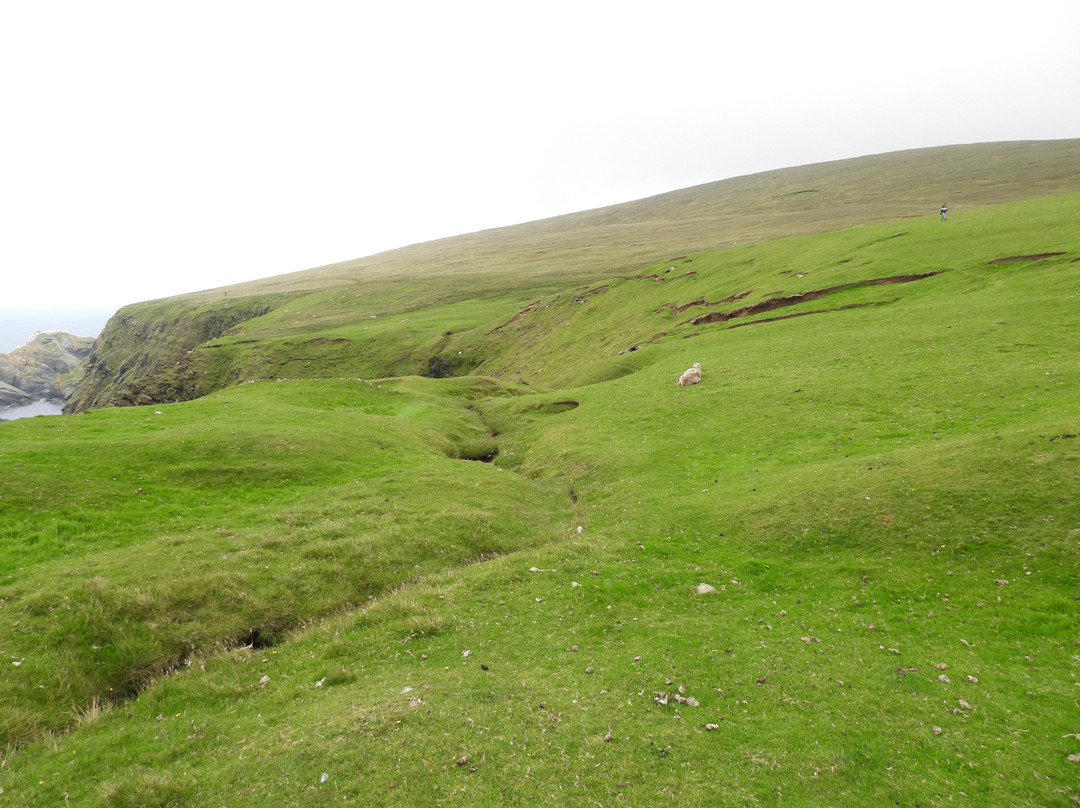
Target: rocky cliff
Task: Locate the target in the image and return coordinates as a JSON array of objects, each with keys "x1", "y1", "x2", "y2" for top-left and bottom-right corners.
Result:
[
  {"x1": 63, "y1": 297, "x2": 277, "y2": 413},
  {"x1": 0, "y1": 331, "x2": 96, "y2": 407}
]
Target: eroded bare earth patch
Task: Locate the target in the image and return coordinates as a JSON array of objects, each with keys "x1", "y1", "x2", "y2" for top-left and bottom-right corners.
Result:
[
  {"x1": 681, "y1": 271, "x2": 942, "y2": 326},
  {"x1": 988, "y1": 252, "x2": 1067, "y2": 264}
]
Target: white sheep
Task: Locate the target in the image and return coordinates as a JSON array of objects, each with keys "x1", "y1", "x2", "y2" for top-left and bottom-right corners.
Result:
[{"x1": 677, "y1": 362, "x2": 702, "y2": 386}]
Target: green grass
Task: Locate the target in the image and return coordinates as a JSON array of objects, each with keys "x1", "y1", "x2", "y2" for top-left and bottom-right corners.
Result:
[
  {"x1": 0, "y1": 377, "x2": 571, "y2": 745},
  {"x1": 1, "y1": 168, "x2": 1079, "y2": 804},
  {"x1": 66, "y1": 140, "x2": 1080, "y2": 412}
]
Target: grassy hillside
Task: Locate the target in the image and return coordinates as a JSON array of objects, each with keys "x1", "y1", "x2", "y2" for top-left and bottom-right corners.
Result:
[
  {"x1": 65, "y1": 140, "x2": 1080, "y2": 412},
  {"x1": 175, "y1": 138, "x2": 1080, "y2": 304},
  {"x1": 2, "y1": 150, "x2": 1079, "y2": 805}
]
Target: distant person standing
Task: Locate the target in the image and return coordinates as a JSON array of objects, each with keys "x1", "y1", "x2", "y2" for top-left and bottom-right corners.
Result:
[{"x1": 940, "y1": 203, "x2": 948, "y2": 221}]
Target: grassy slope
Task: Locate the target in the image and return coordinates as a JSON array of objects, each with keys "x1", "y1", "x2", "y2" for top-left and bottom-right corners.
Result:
[
  {"x1": 178, "y1": 139, "x2": 1080, "y2": 304},
  {"x1": 1, "y1": 170, "x2": 1079, "y2": 804},
  {"x1": 65, "y1": 140, "x2": 1080, "y2": 411}
]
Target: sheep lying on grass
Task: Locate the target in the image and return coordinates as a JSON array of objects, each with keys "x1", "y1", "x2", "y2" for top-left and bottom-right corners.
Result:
[{"x1": 678, "y1": 362, "x2": 702, "y2": 386}]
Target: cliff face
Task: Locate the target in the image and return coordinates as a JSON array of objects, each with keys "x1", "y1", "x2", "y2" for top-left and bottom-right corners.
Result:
[
  {"x1": 0, "y1": 332, "x2": 96, "y2": 407},
  {"x1": 64, "y1": 296, "x2": 276, "y2": 413}
]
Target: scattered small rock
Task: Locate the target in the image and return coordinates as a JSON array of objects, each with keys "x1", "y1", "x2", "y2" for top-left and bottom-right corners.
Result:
[
  {"x1": 966, "y1": 675, "x2": 978, "y2": 684},
  {"x1": 932, "y1": 726, "x2": 943, "y2": 736},
  {"x1": 960, "y1": 639, "x2": 973, "y2": 647},
  {"x1": 705, "y1": 723, "x2": 720, "y2": 730},
  {"x1": 655, "y1": 688, "x2": 700, "y2": 708},
  {"x1": 1068, "y1": 753, "x2": 1080, "y2": 763},
  {"x1": 696, "y1": 583, "x2": 718, "y2": 595},
  {"x1": 936, "y1": 662, "x2": 949, "y2": 670},
  {"x1": 994, "y1": 579, "x2": 1009, "y2": 586},
  {"x1": 603, "y1": 732, "x2": 614, "y2": 742},
  {"x1": 958, "y1": 699, "x2": 973, "y2": 711},
  {"x1": 938, "y1": 674, "x2": 951, "y2": 683},
  {"x1": 456, "y1": 754, "x2": 470, "y2": 767},
  {"x1": 585, "y1": 666, "x2": 594, "y2": 674}
]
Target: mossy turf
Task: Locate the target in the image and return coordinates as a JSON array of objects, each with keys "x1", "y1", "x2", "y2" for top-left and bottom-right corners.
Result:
[{"x1": 2, "y1": 192, "x2": 1079, "y2": 806}]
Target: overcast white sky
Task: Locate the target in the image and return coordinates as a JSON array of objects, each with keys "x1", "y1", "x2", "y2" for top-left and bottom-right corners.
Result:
[{"x1": 2, "y1": 1, "x2": 1078, "y2": 313}]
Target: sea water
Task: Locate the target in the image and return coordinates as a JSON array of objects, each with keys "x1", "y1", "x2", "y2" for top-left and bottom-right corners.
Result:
[
  {"x1": 0, "y1": 308, "x2": 113, "y2": 421},
  {"x1": 0, "y1": 400, "x2": 64, "y2": 421},
  {"x1": 0, "y1": 308, "x2": 113, "y2": 354}
]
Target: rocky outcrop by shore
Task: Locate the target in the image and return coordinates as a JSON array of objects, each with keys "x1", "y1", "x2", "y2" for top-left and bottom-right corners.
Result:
[{"x1": 0, "y1": 331, "x2": 96, "y2": 408}]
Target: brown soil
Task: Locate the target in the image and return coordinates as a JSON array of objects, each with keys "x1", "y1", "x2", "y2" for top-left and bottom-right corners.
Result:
[
  {"x1": 670, "y1": 290, "x2": 752, "y2": 316},
  {"x1": 684, "y1": 272, "x2": 941, "y2": 326},
  {"x1": 522, "y1": 400, "x2": 580, "y2": 415},
  {"x1": 487, "y1": 299, "x2": 542, "y2": 334},
  {"x1": 573, "y1": 285, "x2": 610, "y2": 303},
  {"x1": 988, "y1": 252, "x2": 1067, "y2": 264},
  {"x1": 727, "y1": 302, "x2": 881, "y2": 329}
]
